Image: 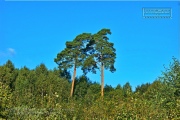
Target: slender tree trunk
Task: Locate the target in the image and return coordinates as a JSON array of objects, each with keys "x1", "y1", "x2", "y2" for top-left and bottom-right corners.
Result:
[
  {"x1": 70, "y1": 64, "x2": 76, "y2": 97},
  {"x1": 101, "y1": 62, "x2": 104, "y2": 97}
]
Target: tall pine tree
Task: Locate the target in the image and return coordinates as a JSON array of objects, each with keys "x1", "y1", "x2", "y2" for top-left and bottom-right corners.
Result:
[
  {"x1": 55, "y1": 33, "x2": 91, "y2": 97},
  {"x1": 82, "y1": 28, "x2": 116, "y2": 97}
]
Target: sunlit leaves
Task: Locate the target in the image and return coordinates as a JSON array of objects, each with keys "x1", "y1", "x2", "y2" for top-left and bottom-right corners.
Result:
[{"x1": 0, "y1": 82, "x2": 12, "y2": 118}]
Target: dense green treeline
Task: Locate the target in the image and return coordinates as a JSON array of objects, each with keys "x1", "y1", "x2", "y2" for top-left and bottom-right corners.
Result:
[
  {"x1": 0, "y1": 57, "x2": 180, "y2": 119},
  {"x1": 0, "y1": 29, "x2": 179, "y2": 119}
]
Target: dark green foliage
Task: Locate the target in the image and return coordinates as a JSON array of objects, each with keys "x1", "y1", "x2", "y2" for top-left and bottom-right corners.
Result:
[
  {"x1": 54, "y1": 29, "x2": 116, "y2": 97},
  {"x1": 82, "y1": 28, "x2": 116, "y2": 74},
  {"x1": 54, "y1": 33, "x2": 91, "y2": 71},
  {"x1": 0, "y1": 60, "x2": 18, "y2": 90},
  {"x1": 81, "y1": 28, "x2": 116, "y2": 97},
  {"x1": 135, "y1": 83, "x2": 151, "y2": 94},
  {"x1": 54, "y1": 33, "x2": 92, "y2": 97},
  {"x1": 73, "y1": 76, "x2": 91, "y2": 100}
]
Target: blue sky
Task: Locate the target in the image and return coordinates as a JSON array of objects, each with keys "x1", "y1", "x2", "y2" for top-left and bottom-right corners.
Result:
[{"x1": 0, "y1": 1, "x2": 179, "y2": 90}]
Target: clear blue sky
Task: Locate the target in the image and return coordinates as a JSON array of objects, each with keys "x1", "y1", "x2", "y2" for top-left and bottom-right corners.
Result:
[{"x1": 0, "y1": 1, "x2": 179, "y2": 90}]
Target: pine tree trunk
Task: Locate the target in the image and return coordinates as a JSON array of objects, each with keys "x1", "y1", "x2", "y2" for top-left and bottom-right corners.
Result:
[
  {"x1": 70, "y1": 64, "x2": 76, "y2": 97},
  {"x1": 101, "y1": 63, "x2": 104, "y2": 97}
]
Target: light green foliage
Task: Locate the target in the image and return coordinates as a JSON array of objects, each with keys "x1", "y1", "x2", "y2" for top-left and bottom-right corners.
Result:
[
  {"x1": 0, "y1": 37, "x2": 179, "y2": 119},
  {"x1": 33, "y1": 64, "x2": 70, "y2": 108},
  {"x1": 0, "y1": 82, "x2": 12, "y2": 118},
  {"x1": 14, "y1": 66, "x2": 35, "y2": 106},
  {"x1": 123, "y1": 82, "x2": 132, "y2": 98},
  {"x1": 1, "y1": 58, "x2": 180, "y2": 119},
  {"x1": 161, "y1": 57, "x2": 180, "y2": 98}
]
